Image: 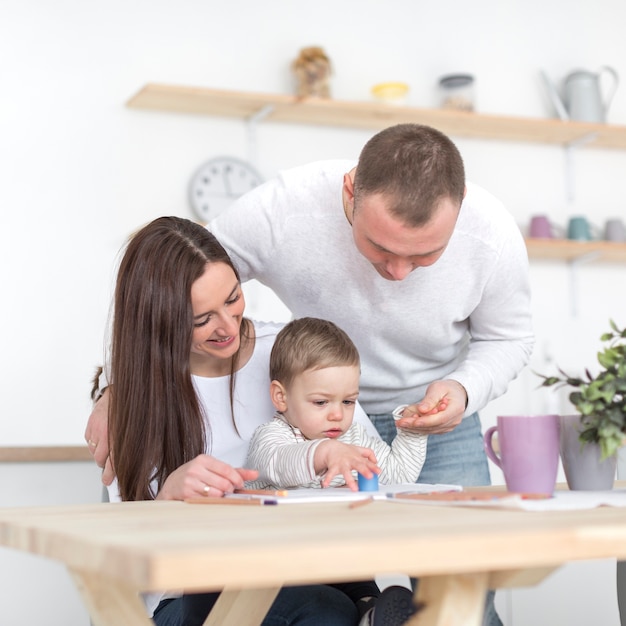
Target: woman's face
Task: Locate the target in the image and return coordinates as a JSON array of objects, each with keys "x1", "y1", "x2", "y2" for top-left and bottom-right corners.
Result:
[{"x1": 190, "y1": 262, "x2": 245, "y2": 365}]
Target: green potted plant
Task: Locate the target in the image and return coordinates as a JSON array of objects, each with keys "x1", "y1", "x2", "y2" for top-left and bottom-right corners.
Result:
[{"x1": 536, "y1": 319, "x2": 626, "y2": 461}]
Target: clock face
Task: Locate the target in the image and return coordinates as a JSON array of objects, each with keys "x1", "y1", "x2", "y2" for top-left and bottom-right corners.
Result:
[{"x1": 188, "y1": 156, "x2": 263, "y2": 223}]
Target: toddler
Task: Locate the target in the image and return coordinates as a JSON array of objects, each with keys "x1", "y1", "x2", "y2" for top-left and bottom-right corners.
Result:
[{"x1": 246, "y1": 317, "x2": 427, "y2": 625}]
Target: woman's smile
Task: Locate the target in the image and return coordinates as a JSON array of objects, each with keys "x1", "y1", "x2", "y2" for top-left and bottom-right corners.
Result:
[
  {"x1": 189, "y1": 262, "x2": 246, "y2": 375},
  {"x1": 208, "y1": 334, "x2": 236, "y2": 348}
]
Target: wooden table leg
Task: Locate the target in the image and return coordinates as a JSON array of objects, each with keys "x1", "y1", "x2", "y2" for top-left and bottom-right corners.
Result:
[
  {"x1": 203, "y1": 586, "x2": 281, "y2": 626},
  {"x1": 409, "y1": 572, "x2": 489, "y2": 626},
  {"x1": 69, "y1": 568, "x2": 153, "y2": 625},
  {"x1": 489, "y1": 566, "x2": 557, "y2": 589}
]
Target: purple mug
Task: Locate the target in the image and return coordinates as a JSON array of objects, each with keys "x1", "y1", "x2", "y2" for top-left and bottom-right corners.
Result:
[
  {"x1": 484, "y1": 415, "x2": 560, "y2": 495},
  {"x1": 529, "y1": 215, "x2": 554, "y2": 239}
]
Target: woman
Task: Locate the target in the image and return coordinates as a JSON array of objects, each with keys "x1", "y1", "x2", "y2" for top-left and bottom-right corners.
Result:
[{"x1": 104, "y1": 216, "x2": 364, "y2": 626}]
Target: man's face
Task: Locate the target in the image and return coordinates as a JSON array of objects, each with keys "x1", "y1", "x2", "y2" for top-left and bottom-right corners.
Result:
[{"x1": 351, "y1": 193, "x2": 460, "y2": 281}]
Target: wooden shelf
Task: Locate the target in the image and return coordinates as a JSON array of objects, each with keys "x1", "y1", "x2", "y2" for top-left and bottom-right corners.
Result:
[
  {"x1": 525, "y1": 238, "x2": 626, "y2": 262},
  {"x1": 0, "y1": 446, "x2": 92, "y2": 463},
  {"x1": 125, "y1": 83, "x2": 626, "y2": 266},
  {"x1": 126, "y1": 83, "x2": 626, "y2": 150}
]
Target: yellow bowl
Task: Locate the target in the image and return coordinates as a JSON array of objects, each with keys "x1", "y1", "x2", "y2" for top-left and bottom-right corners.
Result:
[{"x1": 371, "y1": 82, "x2": 410, "y2": 104}]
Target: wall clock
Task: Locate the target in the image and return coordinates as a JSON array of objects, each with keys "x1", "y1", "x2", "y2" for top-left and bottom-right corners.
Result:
[{"x1": 188, "y1": 156, "x2": 263, "y2": 222}]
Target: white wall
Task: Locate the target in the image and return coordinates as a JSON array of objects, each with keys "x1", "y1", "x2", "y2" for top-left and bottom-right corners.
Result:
[
  {"x1": 2, "y1": 0, "x2": 626, "y2": 447},
  {"x1": 1, "y1": 3, "x2": 625, "y2": 623}
]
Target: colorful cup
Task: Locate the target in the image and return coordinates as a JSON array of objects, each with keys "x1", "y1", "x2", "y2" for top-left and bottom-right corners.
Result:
[
  {"x1": 567, "y1": 216, "x2": 593, "y2": 241},
  {"x1": 529, "y1": 215, "x2": 555, "y2": 239},
  {"x1": 484, "y1": 414, "x2": 560, "y2": 495},
  {"x1": 357, "y1": 472, "x2": 379, "y2": 492},
  {"x1": 604, "y1": 218, "x2": 626, "y2": 243}
]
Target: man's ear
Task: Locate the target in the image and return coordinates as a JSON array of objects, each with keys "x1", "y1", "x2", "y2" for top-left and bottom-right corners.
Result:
[
  {"x1": 270, "y1": 380, "x2": 288, "y2": 412},
  {"x1": 343, "y1": 170, "x2": 355, "y2": 202}
]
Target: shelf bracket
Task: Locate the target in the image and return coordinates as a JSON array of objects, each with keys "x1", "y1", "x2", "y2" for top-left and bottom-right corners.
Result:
[
  {"x1": 563, "y1": 133, "x2": 598, "y2": 206},
  {"x1": 567, "y1": 250, "x2": 601, "y2": 317},
  {"x1": 245, "y1": 105, "x2": 275, "y2": 169}
]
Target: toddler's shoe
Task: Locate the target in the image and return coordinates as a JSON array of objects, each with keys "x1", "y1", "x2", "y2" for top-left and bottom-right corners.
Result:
[{"x1": 358, "y1": 585, "x2": 418, "y2": 626}]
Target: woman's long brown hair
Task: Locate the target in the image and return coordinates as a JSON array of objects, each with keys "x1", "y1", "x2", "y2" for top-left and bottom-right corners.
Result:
[{"x1": 108, "y1": 216, "x2": 250, "y2": 501}]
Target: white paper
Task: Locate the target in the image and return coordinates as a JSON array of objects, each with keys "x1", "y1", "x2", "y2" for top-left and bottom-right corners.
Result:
[{"x1": 227, "y1": 483, "x2": 462, "y2": 505}]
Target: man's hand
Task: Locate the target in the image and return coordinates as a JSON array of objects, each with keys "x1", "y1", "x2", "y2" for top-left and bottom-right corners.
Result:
[
  {"x1": 84, "y1": 388, "x2": 114, "y2": 485},
  {"x1": 315, "y1": 440, "x2": 380, "y2": 490},
  {"x1": 395, "y1": 379, "x2": 467, "y2": 435}
]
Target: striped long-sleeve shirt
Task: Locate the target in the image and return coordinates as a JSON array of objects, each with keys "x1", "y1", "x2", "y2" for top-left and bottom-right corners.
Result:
[{"x1": 245, "y1": 412, "x2": 427, "y2": 489}]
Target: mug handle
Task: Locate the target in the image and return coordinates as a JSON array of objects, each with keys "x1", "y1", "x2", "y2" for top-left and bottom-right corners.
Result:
[
  {"x1": 550, "y1": 221, "x2": 566, "y2": 238},
  {"x1": 590, "y1": 221, "x2": 603, "y2": 240},
  {"x1": 599, "y1": 66, "x2": 619, "y2": 110},
  {"x1": 483, "y1": 426, "x2": 502, "y2": 469}
]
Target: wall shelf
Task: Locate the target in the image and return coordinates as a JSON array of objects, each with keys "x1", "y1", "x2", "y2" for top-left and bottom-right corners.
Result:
[
  {"x1": 125, "y1": 84, "x2": 626, "y2": 267},
  {"x1": 0, "y1": 446, "x2": 92, "y2": 463},
  {"x1": 525, "y1": 238, "x2": 626, "y2": 263},
  {"x1": 126, "y1": 83, "x2": 626, "y2": 150}
]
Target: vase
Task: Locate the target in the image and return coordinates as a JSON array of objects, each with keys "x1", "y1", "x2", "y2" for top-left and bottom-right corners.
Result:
[{"x1": 559, "y1": 414, "x2": 617, "y2": 490}]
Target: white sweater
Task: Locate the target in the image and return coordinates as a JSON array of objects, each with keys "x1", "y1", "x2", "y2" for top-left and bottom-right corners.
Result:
[{"x1": 210, "y1": 160, "x2": 535, "y2": 416}]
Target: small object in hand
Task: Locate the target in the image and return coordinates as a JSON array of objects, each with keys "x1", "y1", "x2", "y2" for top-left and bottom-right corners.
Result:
[
  {"x1": 392, "y1": 405, "x2": 410, "y2": 420},
  {"x1": 357, "y1": 472, "x2": 379, "y2": 492},
  {"x1": 292, "y1": 46, "x2": 332, "y2": 98}
]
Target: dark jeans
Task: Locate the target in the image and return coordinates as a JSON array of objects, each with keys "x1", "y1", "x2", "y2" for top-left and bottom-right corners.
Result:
[
  {"x1": 153, "y1": 585, "x2": 360, "y2": 626},
  {"x1": 332, "y1": 580, "x2": 381, "y2": 617}
]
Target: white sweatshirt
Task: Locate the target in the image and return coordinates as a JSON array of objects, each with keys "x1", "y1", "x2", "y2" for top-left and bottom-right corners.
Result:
[{"x1": 210, "y1": 160, "x2": 534, "y2": 416}]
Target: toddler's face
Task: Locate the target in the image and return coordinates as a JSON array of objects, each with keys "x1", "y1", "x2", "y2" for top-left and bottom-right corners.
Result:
[{"x1": 282, "y1": 365, "x2": 360, "y2": 440}]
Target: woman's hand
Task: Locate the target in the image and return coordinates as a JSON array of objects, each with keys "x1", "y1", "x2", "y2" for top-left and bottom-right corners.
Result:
[
  {"x1": 315, "y1": 441, "x2": 380, "y2": 491},
  {"x1": 157, "y1": 454, "x2": 259, "y2": 500},
  {"x1": 394, "y1": 379, "x2": 467, "y2": 434},
  {"x1": 84, "y1": 389, "x2": 116, "y2": 485}
]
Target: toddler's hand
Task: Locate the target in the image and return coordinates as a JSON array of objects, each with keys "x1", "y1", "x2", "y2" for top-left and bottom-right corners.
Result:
[{"x1": 315, "y1": 440, "x2": 379, "y2": 490}]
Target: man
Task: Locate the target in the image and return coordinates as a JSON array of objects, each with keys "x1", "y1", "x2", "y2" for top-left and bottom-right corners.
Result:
[
  {"x1": 86, "y1": 123, "x2": 533, "y2": 626},
  {"x1": 210, "y1": 124, "x2": 533, "y2": 626},
  {"x1": 208, "y1": 123, "x2": 534, "y2": 487}
]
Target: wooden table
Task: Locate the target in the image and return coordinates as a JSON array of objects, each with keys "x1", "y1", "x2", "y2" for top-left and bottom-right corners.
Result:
[{"x1": 1, "y1": 498, "x2": 626, "y2": 626}]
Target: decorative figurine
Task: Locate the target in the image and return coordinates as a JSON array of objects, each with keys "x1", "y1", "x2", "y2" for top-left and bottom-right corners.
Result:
[{"x1": 292, "y1": 46, "x2": 332, "y2": 98}]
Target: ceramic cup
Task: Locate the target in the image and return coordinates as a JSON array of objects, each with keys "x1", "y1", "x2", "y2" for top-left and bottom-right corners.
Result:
[
  {"x1": 371, "y1": 82, "x2": 409, "y2": 106},
  {"x1": 567, "y1": 216, "x2": 595, "y2": 241},
  {"x1": 559, "y1": 414, "x2": 617, "y2": 490},
  {"x1": 529, "y1": 215, "x2": 554, "y2": 239},
  {"x1": 604, "y1": 218, "x2": 626, "y2": 243},
  {"x1": 357, "y1": 472, "x2": 379, "y2": 492},
  {"x1": 484, "y1": 414, "x2": 560, "y2": 495}
]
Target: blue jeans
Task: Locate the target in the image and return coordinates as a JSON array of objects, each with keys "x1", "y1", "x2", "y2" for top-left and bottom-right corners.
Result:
[
  {"x1": 368, "y1": 412, "x2": 502, "y2": 626},
  {"x1": 153, "y1": 586, "x2": 359, "y2": 626},
  {"x1": 368, "y1": 412, "x2": 491, "y2": 486}
]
